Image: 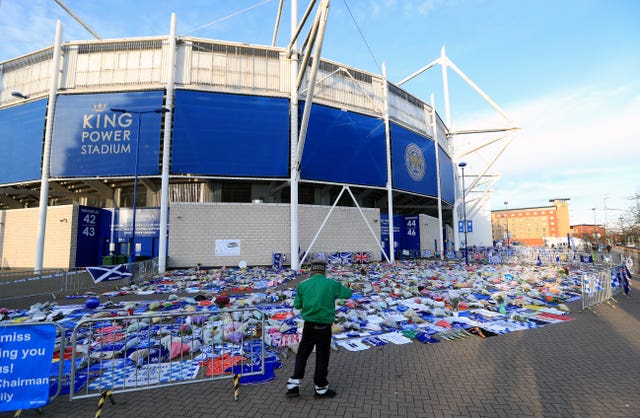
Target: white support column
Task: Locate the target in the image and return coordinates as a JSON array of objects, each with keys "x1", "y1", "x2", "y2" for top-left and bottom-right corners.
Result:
[
  {"x1": 301, "y1": 186, "x2": 348, "y2": 265},
  {"x1": 158, "y1": 13, "x2": 177, "y2": 273},
  {"x1": 291, "y1": 0, "x2": 330, "y2": 270},
  {"x1": 344, "y1": 187, "x2": 390, "y2": 263},
  {"x1": 441, "y1": 46, "x2": 459, "y2": 253},
  {"x1": 272, "y1": 0, "x2": 285, "y2": 46},
  {"x1": 430, "y1": 94, "x2": 444, "y2": 260},
  {"x1": 293, "y1": 1, "x2": 329, "y2": 167},
  {"x1": 34, "y1": 20, "x2": 63, "y2": 272},
  {"x1": 289, "y1": 0, "x2": 300, "y2": 270},
  {"x1": 382, "y1": 63, "x2": 395, "y2": 263}
]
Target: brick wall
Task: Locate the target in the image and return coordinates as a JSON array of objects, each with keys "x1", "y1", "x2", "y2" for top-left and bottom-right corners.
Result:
[
  {"x1": 0, "y1": 205, "x2": 76, "y2": 269},
  {"x1": 168, "y1": 202, "x2": 381, "y2": 267}
]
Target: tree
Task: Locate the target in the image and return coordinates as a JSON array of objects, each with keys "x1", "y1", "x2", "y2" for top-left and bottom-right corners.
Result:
[{"x1": 623, "y1": 192, "x2": 640, "y2": 247}]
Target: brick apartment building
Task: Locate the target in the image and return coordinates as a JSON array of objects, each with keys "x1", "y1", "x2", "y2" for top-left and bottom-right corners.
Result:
[{"x1": 491, "y1": 198, "x2": 571, "y2": 247}]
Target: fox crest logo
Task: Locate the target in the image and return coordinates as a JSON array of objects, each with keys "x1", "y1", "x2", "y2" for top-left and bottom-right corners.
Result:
[{"x1": 404, "y1": 143, "x2": 425, "y2": 182}]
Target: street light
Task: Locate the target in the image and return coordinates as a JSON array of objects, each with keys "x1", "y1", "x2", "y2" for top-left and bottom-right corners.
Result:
[
  {"x1": 504, "y1": 201, "x2": 510, "y2": 249},
  {"x1": 592, "y1": 207, "x2": 597, "y2": 249},
  {"x1": 603, "y1": 193, "x2": 609, "y2": 243},
  {"x1": 110, "y1": 107, "x2": 170, "y2": 263},
  {"x1": 458, "y1": 162, "x2": 468, "y2": 265}
]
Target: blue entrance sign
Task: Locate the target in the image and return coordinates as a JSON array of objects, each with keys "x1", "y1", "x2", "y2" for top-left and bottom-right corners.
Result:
[
  {"x1": 458, "y1": 220, "x2": 473, "y2": 233},
  {"x1": 381, "y1": 215, "x2": 421, "y2": 259},
  {"x1": 0, "y1": 324, "x2": 56, "y2": 412},
  {"x1": 402, "y1": 215, "x2": 421, "y2": 257},
  {"x1": 75, "y1": 206, "x2": 103, "y2": 267}
]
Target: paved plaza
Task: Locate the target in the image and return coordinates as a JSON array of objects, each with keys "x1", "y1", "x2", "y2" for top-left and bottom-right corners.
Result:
[{"x1": 2, "y1": 292, "x2": 638, "y2": 418}]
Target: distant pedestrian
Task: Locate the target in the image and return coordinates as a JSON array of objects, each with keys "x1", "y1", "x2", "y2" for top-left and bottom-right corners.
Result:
[
  {"x1": 621, "y1": 263, "x2": 632, "y2": 297},
  {"x1": 286, "y1": 261, "x2": 352, "y2": 398}
]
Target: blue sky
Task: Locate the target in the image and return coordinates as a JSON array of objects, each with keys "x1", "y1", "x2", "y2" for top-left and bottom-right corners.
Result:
[{"x1": 1, "y1": 0, "x2": 638, "y2": 226}]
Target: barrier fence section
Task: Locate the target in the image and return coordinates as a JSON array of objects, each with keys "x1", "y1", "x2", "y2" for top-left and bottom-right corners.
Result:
[
  {"x1": 0, "y1": 322, "x2": 65, "y2": 415},
  {"x1": 495, "y1": 247, "x2": 625, "y2": 269},
  {"x1": 68, "y1": 307, "x2": 267, "y2": 401},
  {"x1": 0, "y1": 259, "x2": 159, "y2": 302},
  {"x1": 581, "y1": 270, "x2": 611, "y2": 311},
  {"x1": 0, "y1": 269, "x2": 66, "y2": 301},
  {"x1": 581, "y1": 260, "x2": 633, "y2": 311},
  {"x1": 64, "y1": 258, "x2": 159, "y2": 295}
]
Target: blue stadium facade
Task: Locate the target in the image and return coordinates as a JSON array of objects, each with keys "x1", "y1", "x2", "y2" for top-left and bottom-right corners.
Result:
[{"x1": 0, "y1": 20, "x2": 456, "y2": 269}]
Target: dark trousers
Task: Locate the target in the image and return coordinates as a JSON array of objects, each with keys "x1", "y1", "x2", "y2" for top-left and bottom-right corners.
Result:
[{"x1": 292, "y1": 321, "x2": 332, "y2": 387}]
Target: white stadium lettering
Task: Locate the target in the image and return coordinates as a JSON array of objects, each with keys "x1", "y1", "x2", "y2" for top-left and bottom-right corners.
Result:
[{"x1": 81, "y1": 143, "x2": 131, "y2": 155}]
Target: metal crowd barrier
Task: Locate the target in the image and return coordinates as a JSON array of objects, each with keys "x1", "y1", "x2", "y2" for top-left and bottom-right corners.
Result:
[
  {"x1": 68, "y1": 307, "x2": 267, "y2": 401},
  {"x1": 0, "y1": 269, "x2": 66, "y2": 301},
  {"x1": 581, "y1": 270, "x2": 611, "y2": 312},
  {"x1": 64, "y1": 258, "x2": 159, "y2": 294},
  {"x1": 0, "y1": 259, "x2": 159, "y2": 301},
  {"x1": 0, "y1": 322, "x2": 65, "y2": 415},
  {"x1": 581, "y1": 260, "x2": 632, "y2": 312},
  {"x1": 494, "y1": 247, "x2": 620, "y2": 269}
]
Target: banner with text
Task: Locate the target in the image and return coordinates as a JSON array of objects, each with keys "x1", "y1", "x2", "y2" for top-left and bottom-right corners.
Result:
[
  {"x1": 0, "y1": 324, "x2": 56, "y2": 412},
  {"x1": 50, "y1": 91, "x2": 164, "y2": 177},
  {"x1": 215, "y1": 239, "x2": 241, "y2": 256}
]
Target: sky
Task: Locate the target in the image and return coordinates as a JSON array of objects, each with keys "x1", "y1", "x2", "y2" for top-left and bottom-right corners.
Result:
[{"x1": 1, "y1": 0, "x2": 639, "y2": 226}]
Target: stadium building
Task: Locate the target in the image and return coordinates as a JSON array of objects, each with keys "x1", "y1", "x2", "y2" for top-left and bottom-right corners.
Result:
[{"x1": 0, "y1": 3, "x2": 514, "y2": 272}]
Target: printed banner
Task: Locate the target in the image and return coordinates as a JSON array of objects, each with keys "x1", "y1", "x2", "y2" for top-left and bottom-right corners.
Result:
[
  {"x1": 438, "y1": 146, "x2": 455, "y2": 204},
  {"x1": 300, "y1": 103, "x2": 387, "y2": 187},
  {"x1": 215, "y1": 240, "x2": 241, "y2": 256},
  {"x1": 50, "y1": 91, "x2": 164, "y2": 177},
  {"x1": 0, "y1": 99, "x2": 47, "y2": 184},
  {"x1": 88, "y1": 361, "x2": 199, "y2": 390},
  {"x1": 172, "y1": 91, "x2": 289, "y2": 177},
  {"x1": 0, "y1": 324, "x2": 56, "y2": 412},
  {"x1": 391, "y1": 122, "x2": 438, "y2": 197}
]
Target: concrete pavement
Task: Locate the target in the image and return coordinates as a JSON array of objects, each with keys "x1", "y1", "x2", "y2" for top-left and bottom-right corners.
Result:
[{"x1": 3, "y1": 293, "x2": 639, "y2": 418}]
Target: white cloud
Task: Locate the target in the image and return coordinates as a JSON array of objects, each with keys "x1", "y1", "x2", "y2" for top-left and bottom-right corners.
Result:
[{"x1": 452, "y1": 80, "x2": 640, "y2": 224}]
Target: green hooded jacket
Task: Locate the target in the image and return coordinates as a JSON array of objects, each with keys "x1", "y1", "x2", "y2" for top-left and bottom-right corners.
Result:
[{"x1": 293, "y1": 273, "x2": 352, "y2": 324}]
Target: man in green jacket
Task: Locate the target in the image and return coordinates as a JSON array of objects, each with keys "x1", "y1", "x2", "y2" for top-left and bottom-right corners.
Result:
[{"x1": 286, "y1": 261, "x2": 352, "y2": 398}]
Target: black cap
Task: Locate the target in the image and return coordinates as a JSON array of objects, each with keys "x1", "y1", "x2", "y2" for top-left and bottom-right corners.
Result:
[{"x1": 310, "y1": 261, "x2": 327, "y2": 273}]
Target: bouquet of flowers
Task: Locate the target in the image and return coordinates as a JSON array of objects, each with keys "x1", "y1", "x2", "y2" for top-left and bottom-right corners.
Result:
[
  {"x1": 493, "y1": 292, "x2": 507, "y2": 314},
  {"x1": 447, "y1": 290, "x2": 460, "y2": 315}
]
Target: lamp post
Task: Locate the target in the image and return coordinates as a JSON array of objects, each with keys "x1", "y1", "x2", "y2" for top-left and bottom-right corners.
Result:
[
  {"x1": 603, "y1": 193, "x2": 609, "y2": 244},
  {"x1": 592, "y1": 207, "x2": 597, "y2": 249},
  {"x1": 458, "y1": 162, "x2": 468, "y2": 265},
  {"x1": 110, "y1": 107, "x2": 169, "y2": 264},
  {"x1": 504, "y1": 201, "x2": 509, "y2": 249}
]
